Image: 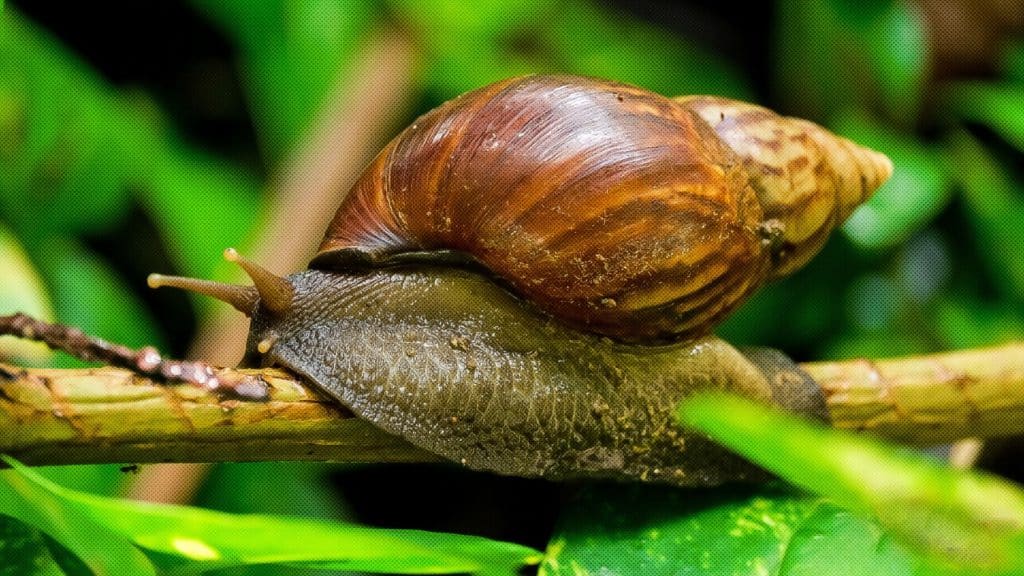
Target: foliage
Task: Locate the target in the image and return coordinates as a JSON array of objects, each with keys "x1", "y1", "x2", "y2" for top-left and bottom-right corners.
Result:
[
  {"x1": 0, "y1": 456, "x2": 541, "y2": 575},
  {"x1": 1, "y1": 0, "x2": 1022, "y2": 574},
  {"x1": 678, "y1": 394, "x2": 1024, "y2": 575}
]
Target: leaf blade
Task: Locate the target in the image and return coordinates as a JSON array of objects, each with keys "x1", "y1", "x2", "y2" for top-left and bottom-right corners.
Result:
[
  {"x1": 1, "y1": 456, "x2": 541, "y2": 574},
  {"x1": 677, "y1": 394, "x2": 1024, "y2": 573}
]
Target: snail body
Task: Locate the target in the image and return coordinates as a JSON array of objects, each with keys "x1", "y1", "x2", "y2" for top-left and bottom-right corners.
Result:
[
  {"x1": 241, "y1": 265, "x2": 824, "y2": 485},
  {"x1": 150, "y1": 75, "x2": 891, "y2": 486}
]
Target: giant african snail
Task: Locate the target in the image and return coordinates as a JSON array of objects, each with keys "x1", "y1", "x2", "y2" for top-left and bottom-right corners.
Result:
[{"x1": 148, "y1": 75, "x2": 892, "y2": 486}]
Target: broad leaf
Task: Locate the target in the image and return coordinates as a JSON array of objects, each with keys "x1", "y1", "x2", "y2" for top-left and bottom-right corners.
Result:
[
  {"x1": 947, "y1": 130, "x2": 1024, "y2": 302},
  {"x1": 1, "y1": 456, "x2": 542, "y2": 575},
  {"x1": 0, "y1": 461, "x2": 156, "y2": 575},
  {"x1": 678, "y1": 394, "x2": 1024, "y2": 574},
  {"x1": 191, "y1": 0, "x2": 375, "y2": 160},
  {"x1": 541, "y1": 483, "x2": 819, "y2": 575},
  {"x1": 944, "y1": 82, "x2": 1024, "y2": 153},
  {"x1": 0, "y1": 515, "x2": 66, "y2": 576},
  {"x1": 0, "y1": 224, "x2": 53, "y2": 365}
]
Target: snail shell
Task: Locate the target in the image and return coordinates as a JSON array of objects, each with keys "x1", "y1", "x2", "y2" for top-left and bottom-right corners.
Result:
[{"x1": 312, "y1": 75, "x2": 892, "y2": 341}]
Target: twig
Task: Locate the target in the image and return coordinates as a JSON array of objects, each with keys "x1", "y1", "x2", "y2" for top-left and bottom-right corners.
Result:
[
  {"x1": 131, "y1": 28, "x2": 418, "y2": 502},
  {"x1": 0, "y1": 313, "x2": 267, "y2": 400}
]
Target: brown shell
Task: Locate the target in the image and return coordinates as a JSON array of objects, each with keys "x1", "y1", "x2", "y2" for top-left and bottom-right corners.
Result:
[
  {"x1": 312, "y1": 75, "x2": 892, "y2": 342},
  {"x1": 676, "y1": 96, "x2": 893, "y2": 277}
]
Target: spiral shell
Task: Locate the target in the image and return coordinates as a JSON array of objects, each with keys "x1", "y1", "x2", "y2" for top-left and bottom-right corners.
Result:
[
  {"x1": 677, "y1": 96, "x2": 893, "y2": 277},
  {"x1": 312, "y1": 75, "x2": 892, "y2": 341}
]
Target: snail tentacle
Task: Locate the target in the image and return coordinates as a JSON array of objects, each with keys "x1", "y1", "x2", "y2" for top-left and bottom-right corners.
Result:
[
  {"x1": 223, "y1": 248, "x2": 295, "y2": 314},
  {"x1": 147, "y1": 273, "x2": 258, "y2": 316}
]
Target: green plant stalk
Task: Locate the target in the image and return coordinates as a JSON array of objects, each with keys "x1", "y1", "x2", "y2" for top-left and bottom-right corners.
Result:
[{"x1": 0, "y1": 342, "x2": 1021, "y2": 467}]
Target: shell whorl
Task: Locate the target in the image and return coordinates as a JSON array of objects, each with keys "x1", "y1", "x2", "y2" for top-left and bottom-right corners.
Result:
[
  {"x1": 677, "y1": 96, "x2": 893, "y2": 277},
  {"x1": 313, "y1": 75, "x2": 892, "y2": 341}
]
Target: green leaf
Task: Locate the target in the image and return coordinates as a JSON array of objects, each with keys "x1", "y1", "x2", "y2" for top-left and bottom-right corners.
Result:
[
  {"x1": 1003, "y1": 40, "x2": 1024, "y2": 82},
  {"x1": 0, "y1": 8, "x2": 263, "y2": 290},
  {"x1": 423, "y1": 36, "x2": 544, "y2": 100},
  {"x1": 192, "y1": 0, "x2": 376, "y2": 160},
  {"x1": 1, "y1": 456, "x2": 542, "y2": 574},
  {"x1": 776, "y1": 503, "x2": 923, "y2": 576},
  {"x1": 829, "y1": 0, "x2": 892, "y2": 27},
  {"x1": 833, "y1": 111, "x2": 952, "y2": 249},
  {"x1": 39, "y1": 535, "x2": 91, "y2": 576},
  {"x1": 775, "y1": 0, "x2": 926, "y2": 121},
  {"x1": 678, "y1": 394, "x2": 1024, "y2": 574},
  {"x1": 197, "y1": 462, "x2": 351, "y2": 519},
  {"x1": 542, "y1": 0, "x2": 750, "y2": 99},
  {"x1": 142, "y1": 144, "x2": 262, "y2": 282},
  {"x1": 861, "y1": 0, "x2": 928, "y2": 121},
  {"x1": 776, "y1": 0, "x2": 846, "y2": 118},
  {"x1": 947, "y1": 129, "x2": 1024, "y2": 301},
  {"x1": 0, "y1": 461, "x2": 156, "y2": 575},
  {"x1": 0, "y1": 223, "x2": 53, "y2": 365},
  {"x1": 944, "y1": 82, "x2": 1024, "y2": 152},
  {"x1": 388, "y1": 0, "x2": 553, "y2": 39},
  {"x1": 540, "y1": 483, "x2": 954, "y2": 575},
  {"x1": 0, "y1": 11, "x2": 133, "y2": 239},
  {"x1": 395, "y1": 0, "x2": 750, "y2": 102},
  {"x1": 541, "y1": 483, "x2": 820, "y2": 575},
  {"x1": 718, "y1": 239, "x2": 861, "y2": 350},
  {"x1": 844, "y1": 272, "x2": 904, "y2": 331},
  {"x1": 935, "y1": 296, "x2": 1024, "y2": 350},
  {"x1": 0, "y1": 515, "x2": 66, "y2": 576},
  {"x1": 30, "y1": 465, "x2": 129, "y2": 500}
]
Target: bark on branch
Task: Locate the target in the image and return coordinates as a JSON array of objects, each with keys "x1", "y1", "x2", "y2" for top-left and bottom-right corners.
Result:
[
  {"x1": 805, "y1": 342, "x2": 1024, "y2": 444},
  {"x1": 0, "y1": 363, "x2": 439, "y2": 466},
  {"x1": 1, "y1": 343, "x2": 1022, "y2": 467}
]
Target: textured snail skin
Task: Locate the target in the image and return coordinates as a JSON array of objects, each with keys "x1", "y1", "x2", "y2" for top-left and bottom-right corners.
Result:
[
  {"x1": 313, "y1": 75, "x2": 892, "y2": 342},
  {"x1": 244, "y1": 267, "x2": 826, "y2": 486}
]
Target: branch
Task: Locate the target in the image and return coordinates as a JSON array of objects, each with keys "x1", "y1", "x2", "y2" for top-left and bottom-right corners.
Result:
[
  {"x1": 0, "y1": 363, "x2": 439, "y2": 466},
  {"x1": 1, "y1": 343, "x2": 1022, "y2": 467},
  {"x1": 804, "y1": 342, "x2": 1024, "y2": 444}
]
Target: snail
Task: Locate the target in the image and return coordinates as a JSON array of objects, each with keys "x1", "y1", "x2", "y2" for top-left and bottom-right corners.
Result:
[{"x1": 148, "y1": 75, "x2": 892, "y2": 486}]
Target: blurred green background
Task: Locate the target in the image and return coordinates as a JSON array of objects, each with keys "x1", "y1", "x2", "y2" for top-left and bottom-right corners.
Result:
[{"x1": 0, "y1": 0, "x2": 1022, "y2": 551}]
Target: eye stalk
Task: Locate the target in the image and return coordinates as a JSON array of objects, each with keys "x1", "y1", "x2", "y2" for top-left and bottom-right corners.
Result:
[
  {"x1": 147, "y1": 273, "x2": 258, "y2": 316},
  {"x1": 147, "y1": 248, "x2": 294, "y2": 316},
  {"x1": 222, "y1": 248, "x2": 294, "y2": 314}
]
